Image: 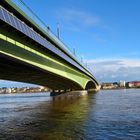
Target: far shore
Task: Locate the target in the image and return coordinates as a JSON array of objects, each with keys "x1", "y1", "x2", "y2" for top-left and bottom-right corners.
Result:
[
  {"x1": 0, "y1": 86, "x2": 140, "y2": 95},
  {"x1": 0, "y1": 86, "x2": 50, "y2": 94},
  {"x1": 101, "y1": 87, "x2": 140, "y2": 90}
]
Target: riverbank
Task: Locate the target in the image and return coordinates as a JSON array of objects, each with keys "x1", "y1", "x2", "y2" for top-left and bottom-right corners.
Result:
[
  {"x1": 101, "y1": 87, "x2": 140, "y2": 90},
  {"x1": 0, "y1": 86, "x2": 50, "y2": 94},
  {"x1": 101, "y1": 81, "x2": 140, "y2": 90}
]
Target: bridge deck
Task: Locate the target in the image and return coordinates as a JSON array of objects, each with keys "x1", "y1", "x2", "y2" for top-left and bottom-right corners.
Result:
[{"x1": 0, "y1": 1, "x2": 100, "y2": 90}]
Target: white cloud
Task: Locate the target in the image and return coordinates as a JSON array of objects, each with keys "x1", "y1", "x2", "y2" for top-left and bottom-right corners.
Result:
[
  {"x1": 87, "y1": 58, "x2": 140, "y2": 82},
  {"x1": 57, "y1": 8, "x2": 100, "y2": 31},
  {"x1": 119, "y1": 59, "x2": 140, "y2": 67}
]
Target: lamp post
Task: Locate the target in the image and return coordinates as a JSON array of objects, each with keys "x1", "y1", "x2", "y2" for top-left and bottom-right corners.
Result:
[
  {"x1": 73, "y1": 48, "x2": 76, "y2": 56},
  {"x1": 57, "y1": 22, "x2": 60, "y2": 39}
]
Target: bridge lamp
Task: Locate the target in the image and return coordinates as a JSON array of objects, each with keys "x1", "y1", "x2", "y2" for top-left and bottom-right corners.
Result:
[{"x1": 57, "y1": 22, "x2": 60, "y2": 39}]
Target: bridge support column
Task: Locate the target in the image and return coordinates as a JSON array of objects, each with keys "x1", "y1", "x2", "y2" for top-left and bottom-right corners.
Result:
[
  {"x1": 87, "y1": 85, "x2": 101, "y2": 93},
  {"x1": 50, "y1": 89, "x2": 65, "y2": 96},
  {"x1": 50, "y1": 90, "x2": 88, "y2": 96}
]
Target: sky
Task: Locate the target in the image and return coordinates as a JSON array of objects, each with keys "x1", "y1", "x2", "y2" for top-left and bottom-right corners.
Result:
[{"x1": 1, "y1": 0, "x2": 140, "y2": 87}]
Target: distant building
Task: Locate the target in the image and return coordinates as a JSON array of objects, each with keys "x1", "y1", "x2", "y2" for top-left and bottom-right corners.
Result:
[
  {"x1": 0, "y1": 88, "x2": 6, "y2": 94},
  {"x1": 5, "y1": 88, "x2": 12, "y2": 93},
  {"x1": 127, "y1": 81, "x2": 140, "y2": 88},
  {"x1": 16, "y1": 87, "x2": 25, "y2": 93},
  {"x1": 113, "y1": 82, "x2": 119, "y2": 88},
  {"x1": 0, "y1": 86, "x2": 50, "y2": 94},
  {"x1": 119, "y1": 81, "x2": 126, "y2": 87},
  {"x1": 101, "y1": 83, "x2": 115, "y2": 89}
]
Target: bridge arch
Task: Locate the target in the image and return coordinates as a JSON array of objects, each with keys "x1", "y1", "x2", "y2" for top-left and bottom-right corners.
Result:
[{"x1": 85, "y1": 80, "x2": 97, "y2": 90}]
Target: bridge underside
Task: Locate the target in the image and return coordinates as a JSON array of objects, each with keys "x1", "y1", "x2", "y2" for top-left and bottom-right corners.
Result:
[
  {"x1": 0, "y1": 54, "x2": 82, "y2": 90},
  {"x1": 0, "y1": 31, "x2": 99, "y2": 91},
  {"x1": 0, "y1": 6, "x2": 99, "y2": 91}
]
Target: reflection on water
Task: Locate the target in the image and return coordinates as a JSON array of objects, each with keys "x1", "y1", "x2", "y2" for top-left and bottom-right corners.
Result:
[{"x1": 0, "y1": 89, "x2": 140, "y2": 139}]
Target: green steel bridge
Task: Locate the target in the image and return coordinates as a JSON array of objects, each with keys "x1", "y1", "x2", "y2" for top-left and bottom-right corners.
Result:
[{"x1": 0, "y1": 0, "x2": 100, "y2": 92}]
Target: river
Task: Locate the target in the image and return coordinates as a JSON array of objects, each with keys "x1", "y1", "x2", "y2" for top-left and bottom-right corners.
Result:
[{"x1": 0, "y1": 89, "x2": 140, "y2": 140}]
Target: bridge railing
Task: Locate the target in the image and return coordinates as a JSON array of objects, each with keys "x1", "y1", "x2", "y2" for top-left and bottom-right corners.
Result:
[{"x1": 7, "y1": 0, "x2": 94, "y2": 75}]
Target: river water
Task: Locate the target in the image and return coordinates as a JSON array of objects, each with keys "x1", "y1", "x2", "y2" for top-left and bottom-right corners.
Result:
[{"x1": 0, "y1": 89, "x2": 140, "y2": 140}]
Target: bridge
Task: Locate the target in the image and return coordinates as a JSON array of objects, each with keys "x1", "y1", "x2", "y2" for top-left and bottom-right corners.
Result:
[{"x1": 0, "y1": 0, "x2": 100, "y2": 93}]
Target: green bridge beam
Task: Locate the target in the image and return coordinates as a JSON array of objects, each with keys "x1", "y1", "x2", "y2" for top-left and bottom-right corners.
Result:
[
  {"x1": 0, "y1": 33, "x2": 99, "y2": 90},
  {"x1": 0, "y1": 1, "x2": 100, "y2": 91}
]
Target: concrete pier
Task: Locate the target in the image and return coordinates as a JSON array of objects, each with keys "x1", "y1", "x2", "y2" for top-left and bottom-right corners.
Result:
[
  {"x1": 67, "y1": 90, "x2": 88, "y2": 96},
  {"x1": 50, "y1": 90, "x2": 88, "y2": 97}
]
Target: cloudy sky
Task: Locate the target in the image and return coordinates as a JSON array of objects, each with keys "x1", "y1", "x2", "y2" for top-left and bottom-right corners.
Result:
[
  {"x1": 1, "y1": 0, "x2": 140, "y2": 86},
  {"x1": 87, "y1": 58, "x2": 140, "y2": 82}
]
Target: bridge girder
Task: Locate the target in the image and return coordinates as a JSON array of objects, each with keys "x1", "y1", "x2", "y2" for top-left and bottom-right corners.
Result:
[
  {"x1": 0, "y1": 1, "x2": 99, "y2": 91},
  {"x1": 0, "y1": 33, "x2": 98, "y2": 90}
]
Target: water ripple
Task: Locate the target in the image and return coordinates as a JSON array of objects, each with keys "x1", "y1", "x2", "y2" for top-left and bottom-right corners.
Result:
[{"x1": 0, "y1": 90, "x2": 140, "y2": 139}]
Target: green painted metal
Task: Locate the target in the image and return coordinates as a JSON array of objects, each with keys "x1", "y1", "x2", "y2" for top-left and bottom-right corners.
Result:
[
  {"x1": 0, "y1": 1, "x2": 100, "y2": 90},
  {"x1": 4, "y1": 0, "x2": 95, "y2": 79},
  {"x1": 0, "y1": 33, "x2": 97, "y2": 89}
]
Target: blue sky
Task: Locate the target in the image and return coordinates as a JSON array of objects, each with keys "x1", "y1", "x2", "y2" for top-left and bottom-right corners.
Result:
[
  {"x1": 1, "y1": 0, "x2": 140, "y2": 87},
  {"x1": 24, "y1": 0, "x2": 140, "y2": 60}
]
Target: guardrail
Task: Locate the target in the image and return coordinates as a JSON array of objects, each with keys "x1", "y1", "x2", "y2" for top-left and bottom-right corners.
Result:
[{"x1": 9, "y1": 0, "x2": 94, "y2": 74}]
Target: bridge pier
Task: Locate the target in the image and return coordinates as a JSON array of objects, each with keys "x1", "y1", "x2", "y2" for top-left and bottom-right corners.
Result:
[
  {"x1": 50, "y1": 89, "x2": 65, "y2": 96},
  {"x1": 88, "y1": 88, "x2": 100, "y2": 92},
  {"x1": 50, "y1": 90, "x2": 88, "y2": 97}
]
